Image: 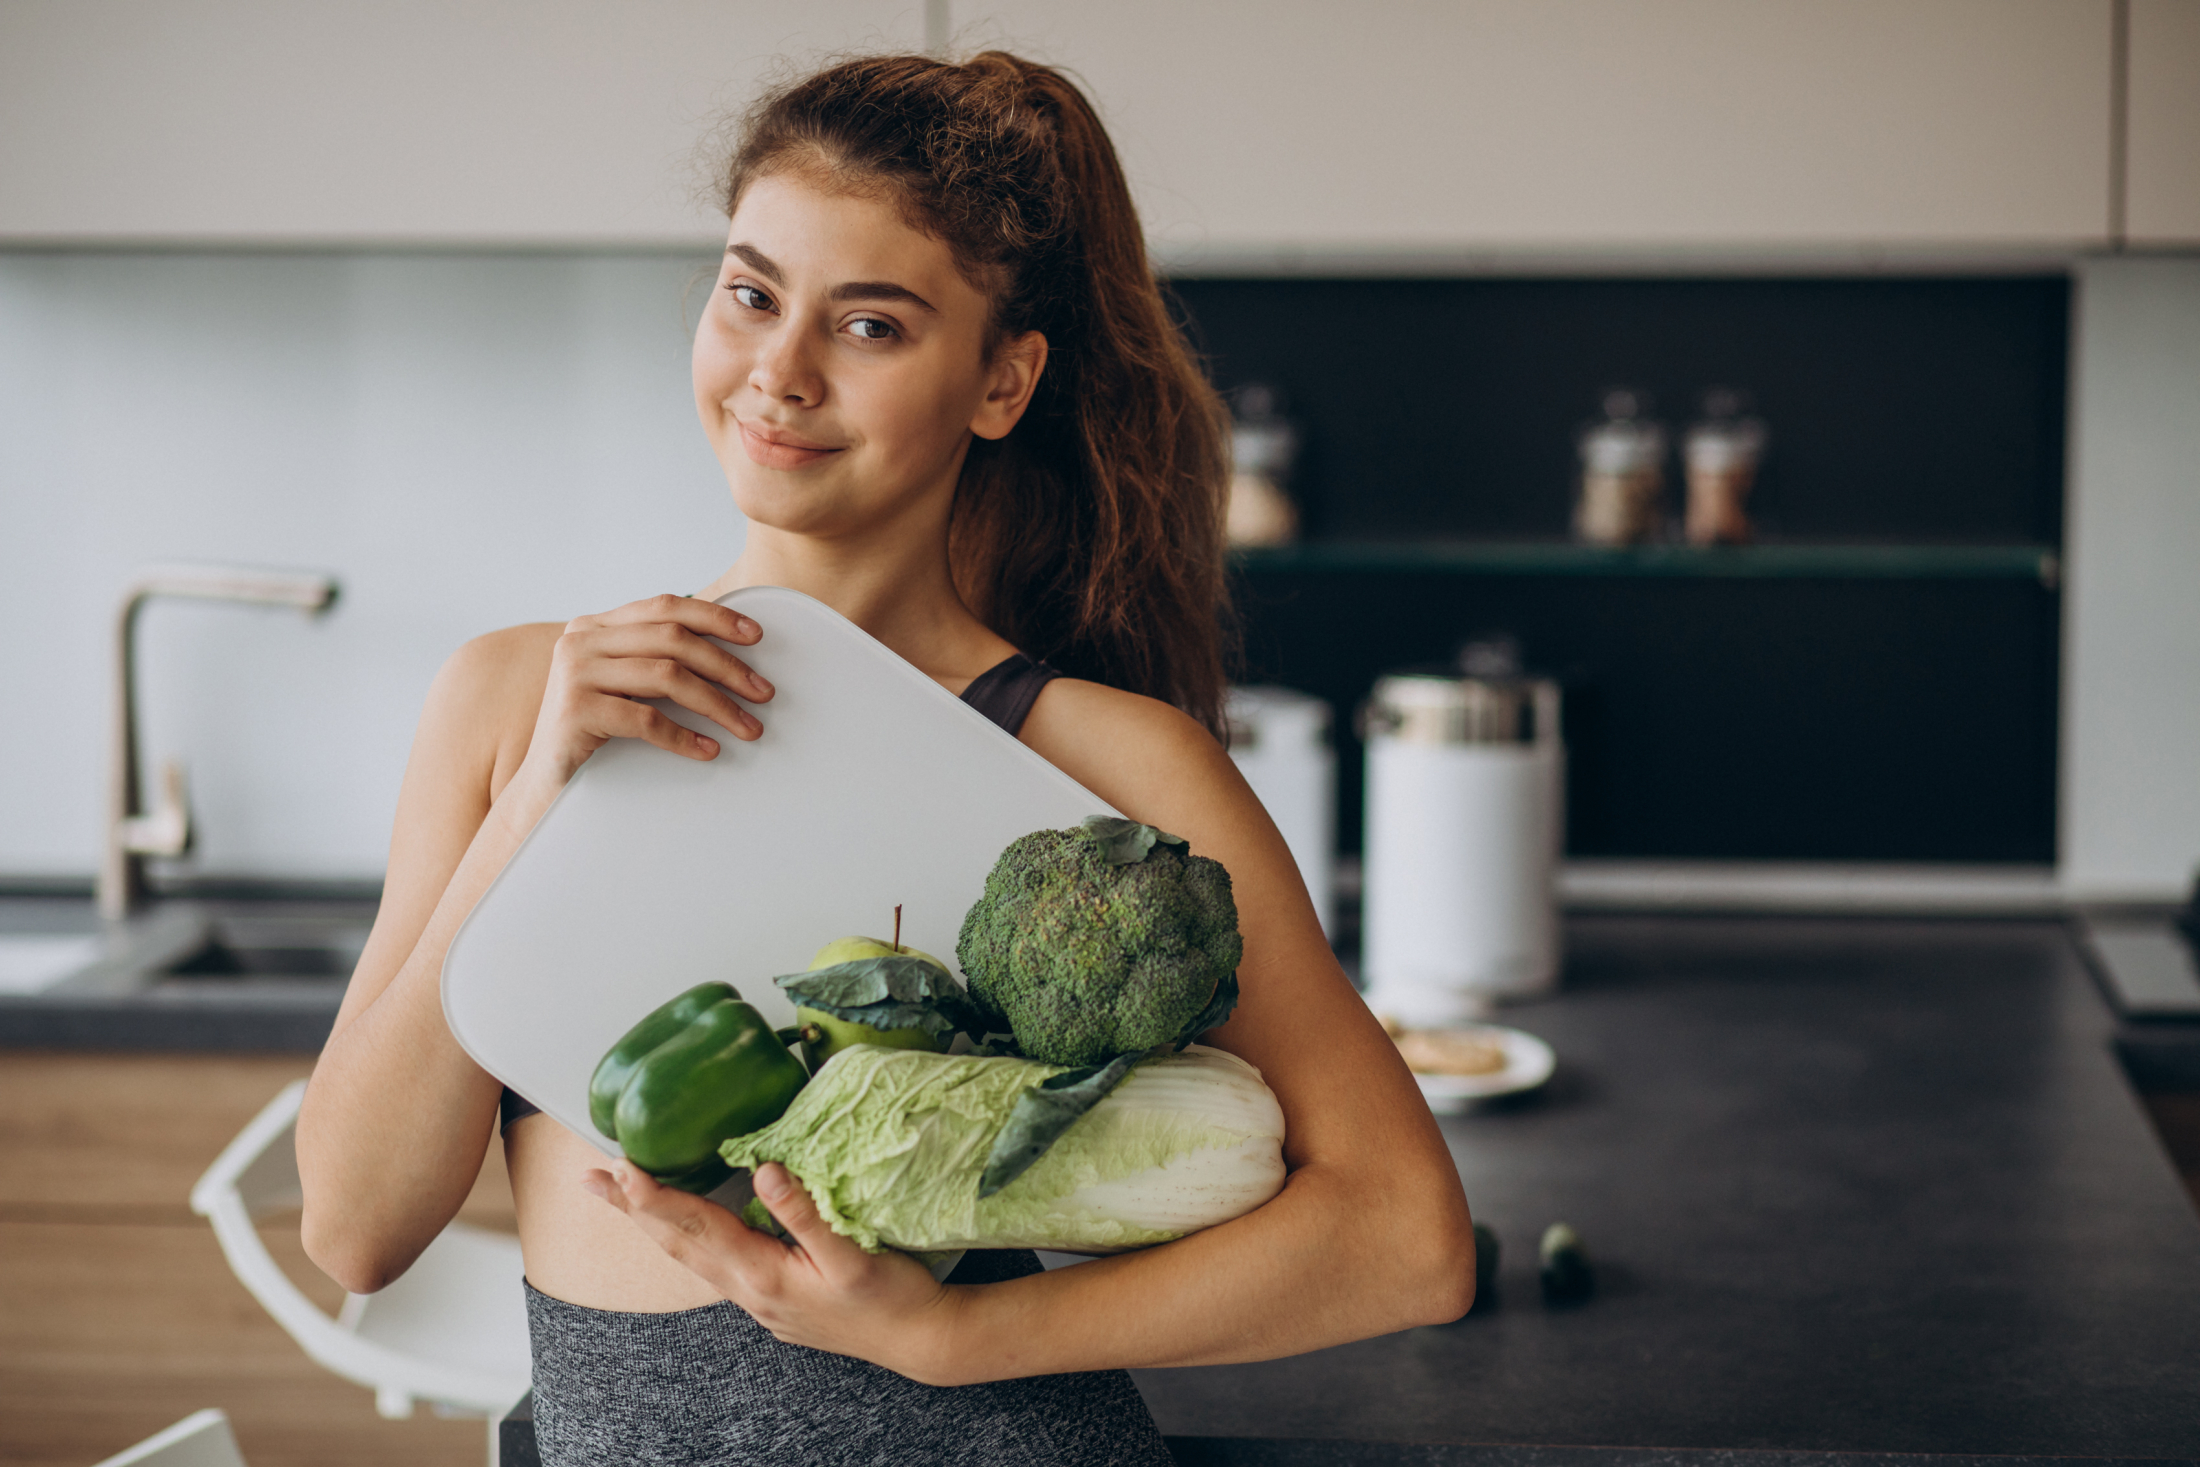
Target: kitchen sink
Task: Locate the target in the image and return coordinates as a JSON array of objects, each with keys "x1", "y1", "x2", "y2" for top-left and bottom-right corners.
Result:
[
  {"x1": 162, "y1": 916, "x2": 369, "y2": 981},
  {"x1": 0, "y1": 896, "x2": 377, "y2": 1048}
]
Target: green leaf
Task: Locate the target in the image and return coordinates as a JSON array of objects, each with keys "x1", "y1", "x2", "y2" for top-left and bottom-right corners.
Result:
[
  {"x1": 978, "y1": 1049, "x2": 1145, "y2": 1198},
  {"x1": 1079, "y1": 815, "x2": 1187, "y2": 866},
  {"x1": 777, "y1": 957, "x2": 991, "y2": 1038},
  {"x1": 1168, "y1": 969, "x2": 1240, "y2": 1050},
  {"x1": 777, "y1": 955, "x2": 954, "y2": 1009},
  {"x1": 803, "y1": 997, "x2": 960, "y2": 1037}
]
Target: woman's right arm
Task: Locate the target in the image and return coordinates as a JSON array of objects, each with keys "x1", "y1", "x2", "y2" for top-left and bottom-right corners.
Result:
[{"x1": 297, "y1": 595, "x2": 769, "y2": 1294}]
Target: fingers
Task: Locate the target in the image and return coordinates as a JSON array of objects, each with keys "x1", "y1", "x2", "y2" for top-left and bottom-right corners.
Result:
[
  {"x1": 584, "y1": 657, "x2": 762, "y2": 744},
  {"x1": 561, "y1": 620, "x2": 773, "y2": 708},
  {"x1": 575, "y1": 690, "x2": 726, "y2": 761},
  {"x1": 586, "y1": 1162, "x2": 783, "y2": 1293},
  {"x1": 751, "y1": 1164, "x2": 867, "y2": 1281},
  {"x1": 537, "y1": 594, "x2": 774, "y2": 775},
  {"x1": 584, "y1": 594, "x2": 764, "y2": 651}
]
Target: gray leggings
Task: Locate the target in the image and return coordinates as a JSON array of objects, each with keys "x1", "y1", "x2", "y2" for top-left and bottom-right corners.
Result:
[{"x1": 524, "y1": 1251, "x2": 1174, "y2": 1466}]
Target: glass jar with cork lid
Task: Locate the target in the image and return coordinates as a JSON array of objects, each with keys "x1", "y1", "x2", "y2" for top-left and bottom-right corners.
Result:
[{"x1": 1573, "y1": 388, "x2": 1667, "y2": 545}]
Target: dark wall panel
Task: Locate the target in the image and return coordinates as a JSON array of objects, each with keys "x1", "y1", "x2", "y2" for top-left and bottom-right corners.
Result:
[
  {"x1": 1175, "y1": 274, "x2": 2067, "y2": 863},
  {"x1": 1170, "y1": 276, "x2": 2068, "y2": 544},
  {"x1": 1234, "y1": 572, "x2": 2060, "y2": 863}
]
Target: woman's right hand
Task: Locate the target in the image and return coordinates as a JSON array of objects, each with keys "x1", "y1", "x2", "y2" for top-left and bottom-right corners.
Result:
[{"x1": 525, "y1": 594, "x2": 773, "y2": 784}]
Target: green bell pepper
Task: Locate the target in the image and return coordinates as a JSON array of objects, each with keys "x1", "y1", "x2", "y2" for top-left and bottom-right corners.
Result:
[{"x1": 589, "y1": 981, "x2": 809, "y2": 1194}]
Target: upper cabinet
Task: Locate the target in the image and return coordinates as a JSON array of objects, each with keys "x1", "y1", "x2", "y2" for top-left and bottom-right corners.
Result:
[
  {"x1": 2127, "y1": 0, "x2": 2200, "y2": 245},
  {"x1": 0, "y1": 0, "x2": 921, "y2": 245},
  {"x1": 971, "y1": 0, "x2": 2116, "y2": 266},
  {"x1": 0, "y1": 0, "x2": 2156, "y2": 257}
]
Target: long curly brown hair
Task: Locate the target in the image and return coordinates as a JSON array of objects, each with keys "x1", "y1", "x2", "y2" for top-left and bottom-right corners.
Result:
[{"x1": 720, "y1": 52, "x2": 1233, "y2": 737}]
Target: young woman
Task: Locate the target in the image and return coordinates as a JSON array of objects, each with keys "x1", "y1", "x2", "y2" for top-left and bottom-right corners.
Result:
[{"x1": 297, "y1": 51, "x2": 1474, "y2": 1465}]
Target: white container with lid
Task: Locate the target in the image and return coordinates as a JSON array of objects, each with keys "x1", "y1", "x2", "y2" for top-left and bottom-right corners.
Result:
[
  {"x1": 1226, "y1": 685, "x2": 1337, "y2": 938},
  {"x1": 1359, "y1": 662, "x2": 1563, "y2": 1022}
]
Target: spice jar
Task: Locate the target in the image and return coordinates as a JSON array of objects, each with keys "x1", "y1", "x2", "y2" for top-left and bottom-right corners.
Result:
[
  {"x1": 1574, "y1": 389, "x2": 1667, "y2": 545},
  {"x1": 1683, "y1": 388, "x2": 1768, "y2": 545},
  {"x1": 1225, "y1": 383, "x2": 1301, "y2": 547}
]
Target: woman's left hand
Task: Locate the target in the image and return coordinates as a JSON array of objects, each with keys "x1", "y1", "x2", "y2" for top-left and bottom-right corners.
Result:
[{"x1": 582, "y1": 1161, "x2": 964, "y2": 1380}]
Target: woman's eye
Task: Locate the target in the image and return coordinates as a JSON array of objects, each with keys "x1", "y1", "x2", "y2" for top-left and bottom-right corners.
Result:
[
  {"x1": 727, "y1": 283, "x2": 773, "y2": 312},
  {"x1": 847, "y1": 318, "x2": 896, "y2": 341}
]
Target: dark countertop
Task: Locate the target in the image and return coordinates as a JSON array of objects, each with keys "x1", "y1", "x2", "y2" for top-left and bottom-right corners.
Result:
[{"x1": 1134, "y1": 916, "x2": 2200, "y2": 1462}]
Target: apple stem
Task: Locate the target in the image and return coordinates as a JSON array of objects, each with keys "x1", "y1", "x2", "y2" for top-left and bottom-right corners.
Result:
[{"x1": 893, "y1": 903, "x2": 903, "y2": 953}]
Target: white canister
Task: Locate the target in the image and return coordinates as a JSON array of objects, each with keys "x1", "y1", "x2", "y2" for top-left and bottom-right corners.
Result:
[
  {"x1": 1360, "y1": 672, "x2": 1563, "y2": 1022},
  {"x1": 1225, "y1": 686, "x2": 1337, "y2": 938}
]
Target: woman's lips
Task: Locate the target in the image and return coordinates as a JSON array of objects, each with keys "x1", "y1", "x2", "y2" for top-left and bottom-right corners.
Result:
[{"x1": 739, "y1": 421, "x2": 843, "y2": 469}]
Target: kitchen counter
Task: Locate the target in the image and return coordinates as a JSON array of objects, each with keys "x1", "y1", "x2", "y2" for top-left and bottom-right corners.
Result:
[
  {"x1": 0, "y1": 894, "x2": 367, "y2": 1050},
  {"x1": 1136, "y1": 916, "x2": 2200, "y2": 1462}
]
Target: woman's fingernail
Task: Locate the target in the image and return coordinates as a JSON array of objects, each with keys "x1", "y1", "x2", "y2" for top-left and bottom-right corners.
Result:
[
  {"x1": 751, "y1": 675, "x2": 774, "y2": 698},
  {"x1": 740, "y1": 617, "x2": 759, "y2": 638},
  {"x1": 755, "y1": 1164, "x2": 788, "y2": 1200},
  {"x1": 696, "y1": 734, "x2": 718, "y2": 755}
]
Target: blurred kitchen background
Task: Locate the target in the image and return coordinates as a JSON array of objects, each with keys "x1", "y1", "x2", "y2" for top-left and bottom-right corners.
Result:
[
  {"x1": 6, "y1": 3, "x2": 2200, "y2": 1465},
  {"x1": 5, "y1": 0, "x2": 2195, "y2": 907}
]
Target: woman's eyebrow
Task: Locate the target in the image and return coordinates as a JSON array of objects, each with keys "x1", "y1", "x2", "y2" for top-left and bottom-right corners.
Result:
[
  {"x1": 727, "y1": 243, "x2": 785, "y2": 283},
  {"x1": 726, "y1": 243, "x2": 936, "y2": 314},
  {"x1": 828, "y1": 281, "x2": 937, "y2": 313}
]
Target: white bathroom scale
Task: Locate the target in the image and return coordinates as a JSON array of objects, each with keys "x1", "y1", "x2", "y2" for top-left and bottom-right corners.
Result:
[{"x1": 441, "y1": 586, "x2": 1116, "y2": 1155}]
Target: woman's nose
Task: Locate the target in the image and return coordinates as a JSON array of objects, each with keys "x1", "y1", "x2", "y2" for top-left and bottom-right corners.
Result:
[{"x1": 749, "y1": 325, "x2": 823, "y2": 405}]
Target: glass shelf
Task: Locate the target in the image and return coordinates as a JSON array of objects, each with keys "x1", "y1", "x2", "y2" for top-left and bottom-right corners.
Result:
[{"x1": 1231, "y1": 541, "x2": 2060, "y2": 584}]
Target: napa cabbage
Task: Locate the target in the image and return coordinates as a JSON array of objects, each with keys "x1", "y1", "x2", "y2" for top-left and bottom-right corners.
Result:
[{"x1": 719, "y1": 1042, "x2": 1286, "y2": 1255}]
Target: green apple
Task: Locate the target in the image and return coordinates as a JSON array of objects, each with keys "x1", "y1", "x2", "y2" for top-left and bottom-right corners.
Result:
[
  {"x1": 797, "y1": 934, "x2": 955, "y2": 1071},
  {"x1": 807, "y1": 934, "x2": 951, "y2": 974}
]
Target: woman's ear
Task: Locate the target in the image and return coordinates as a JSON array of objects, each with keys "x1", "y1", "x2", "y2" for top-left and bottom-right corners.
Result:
[{"x1": 970, "y1": 331, "x2": 1048, "y2": 441}]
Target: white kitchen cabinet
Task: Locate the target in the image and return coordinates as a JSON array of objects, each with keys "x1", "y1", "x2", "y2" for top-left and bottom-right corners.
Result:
[
  {"x1": 0, "y1": 0, "x2": 923, "y2": 245},
  {"x1": 965, "y1": 0, "x2": 2115, "y2": 264},
  {"x1": 0, "y1": 1, "x2": 2149, "y2": 256},
  {"x1": 2061, "y1": 257, "x2": 2200, "y2": 899},
  {"x1": 2127, "y1": 0, "x2": 2200, "y2": 245}
]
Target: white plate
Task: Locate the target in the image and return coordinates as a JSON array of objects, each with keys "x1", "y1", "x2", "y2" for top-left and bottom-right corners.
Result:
[{"x1": 1409, "y1": 1025, "x2": 1556, "y2": 1112}]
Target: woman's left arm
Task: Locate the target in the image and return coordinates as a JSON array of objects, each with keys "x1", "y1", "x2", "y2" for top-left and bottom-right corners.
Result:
[{"x1": 588, "y1": 688, "x2": 1477, "y2": 1384}]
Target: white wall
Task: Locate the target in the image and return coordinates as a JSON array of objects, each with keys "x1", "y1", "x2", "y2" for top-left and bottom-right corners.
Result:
[
  {"x1": 2062, "y1": 256, "x2": 2200, "y2": 900},
  {"x1": 0, "y1": 252, "x2": 742, "y2": 882}
]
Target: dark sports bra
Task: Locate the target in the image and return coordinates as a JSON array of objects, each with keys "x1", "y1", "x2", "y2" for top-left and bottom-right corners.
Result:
[{"x1": 498, "y1": 652, "x2": 1061, "y2": 1131}]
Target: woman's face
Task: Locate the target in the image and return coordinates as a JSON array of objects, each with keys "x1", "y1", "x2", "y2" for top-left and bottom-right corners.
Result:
[{"x1": 694, "y1": 171, "x2": 1044, "y2": 540}]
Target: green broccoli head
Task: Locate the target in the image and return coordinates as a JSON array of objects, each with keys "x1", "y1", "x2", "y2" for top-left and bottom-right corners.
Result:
[{"x1": 956, "y1": 820, "x2": 1244, "y2": 1068}]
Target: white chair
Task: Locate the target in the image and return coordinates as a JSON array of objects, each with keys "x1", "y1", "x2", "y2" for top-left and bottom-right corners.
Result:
[
  {"x1": 189, "y1": 1080, "x2": 531, "y2": 1421},
  {"x1": 91, "y1": 1409, "x2": 247, "y2": 1467}
]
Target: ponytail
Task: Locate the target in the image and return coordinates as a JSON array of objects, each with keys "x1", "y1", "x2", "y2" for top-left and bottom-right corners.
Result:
[{"x1": 721, "y1": 53, "x2": 1233, "y2": 736}]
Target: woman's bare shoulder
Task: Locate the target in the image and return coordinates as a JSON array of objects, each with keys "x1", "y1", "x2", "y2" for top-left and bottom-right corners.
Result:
[
  {"x1": 414, "y1": 622, "x2": 564, "y2": 792},
  {"x1": 1017, "y1": 678, "x2": 1240, "y2": 829},
  {"x1": 440, "y1": 621, "x2": 562, "y2": 696}
]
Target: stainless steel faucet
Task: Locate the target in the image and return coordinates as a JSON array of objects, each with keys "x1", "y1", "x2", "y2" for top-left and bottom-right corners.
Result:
[{"x1": 101, "y1": 564, "x2": 340, "y2": 920}]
